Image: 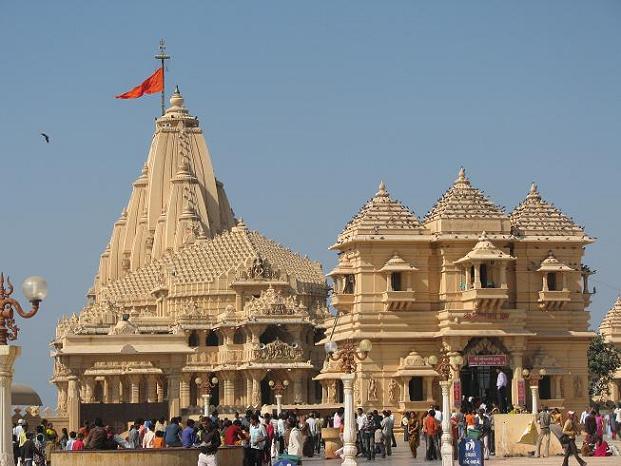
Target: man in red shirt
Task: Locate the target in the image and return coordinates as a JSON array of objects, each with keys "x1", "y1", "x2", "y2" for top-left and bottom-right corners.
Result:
[
  {"x1": 424, "y1": 409, "x2": 439, "y2": 460},
  {"x1": 224, "y1": 420, "x2": 243, "y2": 446}
]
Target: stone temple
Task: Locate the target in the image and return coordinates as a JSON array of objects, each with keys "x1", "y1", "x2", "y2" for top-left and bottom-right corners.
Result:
[
  {"x1": 317, "y1": 172, "x2": 595, "y2": 414},
  {"x1": 600, "y1": 297, "x2": 621, "y2": 400},
  {"x1": 52, "y1": 89, "x2": 329, "y2": 430}
]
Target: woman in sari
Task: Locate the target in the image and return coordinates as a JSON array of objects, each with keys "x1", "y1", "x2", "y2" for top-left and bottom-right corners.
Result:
[{"x1": 407, "y1": 412, "x2": 421, "y2": 458}]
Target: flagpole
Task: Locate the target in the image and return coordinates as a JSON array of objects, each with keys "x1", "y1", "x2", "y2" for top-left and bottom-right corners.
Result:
[{"x1": 155, "y1": 39, "x2": 170, "y2": 116}]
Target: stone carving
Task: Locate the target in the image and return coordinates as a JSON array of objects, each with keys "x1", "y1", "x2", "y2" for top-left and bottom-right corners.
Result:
[
  {"x1": 368, "y1": 378, "x2": 378, "y2": 401},
  {"x1": 388, "y1": 379, "x2": 399, "y2": 402},
  {"x1": 56, "y1": 388, "x2": 67, "y2": 416},
  {"x1": 252, "y1": 388, "x2": 261, "y2": 407},
  {"x1": 328, "y1": 380, "x2": 338, "y2": 403},
  {"x1": 245, "y1": 257, "x2": 280, "y2": 280},
  {"x1": 244, "y1": 286, "x2": 306, "y2": 317},
  {"x1": 253, "y1": 339, "x2": 303, "y2": 362},
  {"x1": 108, "y1": 315, "x2": 139, "y2": 335},
  {"x1": 354, "y1": 379, "x2": 361, "y2": 404},
  {"x1": 177, "y1": 299, "x2": 204, "y2": 319}
]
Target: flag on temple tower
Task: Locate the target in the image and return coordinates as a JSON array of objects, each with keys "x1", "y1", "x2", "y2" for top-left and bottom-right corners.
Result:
[{"x1": 115, "y1": 68, "x2": 164, "y2": 99}]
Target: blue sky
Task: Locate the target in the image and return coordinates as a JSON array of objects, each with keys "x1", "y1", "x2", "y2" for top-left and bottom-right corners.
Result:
[{"x1": 1, "y1": 1, "x2": 619, "y2": 406}]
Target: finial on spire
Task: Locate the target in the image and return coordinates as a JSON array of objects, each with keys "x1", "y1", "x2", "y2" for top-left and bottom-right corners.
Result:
[
  {"x1": 527, "y1": 181, "x2": 541, "y2": 199},
  {"x1": 375, "y1": 180, "x2": 388, "y2": 197},
  {"x1": 454, "y1": 167, "x2": 470, "y2": 186},
  {"x1": 479, "y1": 230, "x2": 488, "y2": 240}
]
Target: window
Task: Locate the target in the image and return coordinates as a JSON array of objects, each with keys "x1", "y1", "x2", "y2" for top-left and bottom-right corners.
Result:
[
  {"x1": 343, "y1": 275, "x2": 355, "y2": 294},
  {"x1": 206, "y1": 330, "x2": 219, "y2": 346},
  {"x1": 233, "y1": 328, "x2": 246, "y2": 345},
  {"x1": 480, "y1": 264, "x2": 489, "y2": 288},
  {"x1": 391, "y1": 272, "x2": 402, "y2": 291},
  {"x1": 547, "y1": 273, "x2": 558, "y2": 291},
  {"x1": 409, "y1": 377, "x2": 424, "y2": 401},
  {"x1": 188, "y1": 330, "x2": 199, "y2": 347}
]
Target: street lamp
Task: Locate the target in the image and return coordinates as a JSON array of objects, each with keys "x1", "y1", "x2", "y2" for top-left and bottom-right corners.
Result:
[
  {"x1": 268, "y1": 379, "x2": 290, "y2": 415},
  {"x1": 0, "y1": 273, "x2": 47, "y2": 466},
  {"x1": 428, "y1": 345, "x2": 464, "y2": 466},
  {"x1": 522, "y1": 368, "x2": 546, "y2": 414},
  {"x1": 195, "y1": 375, "x2": 218, "y2": 417},
  {"x1": 324, "y1": 338, "x2": 372, "y2": 466}
]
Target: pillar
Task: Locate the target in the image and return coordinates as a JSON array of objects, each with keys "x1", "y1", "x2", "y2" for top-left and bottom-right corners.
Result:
[
  {"x1": 425, "y1": 377, "x2": 434, "y2": 402},
  {"x1": 562, "y1": 273, "x2": 568, "y2": 291},
  {"x1": 129, "y1": 375, "x2": 140, "y2": 404},
  {"x1": 180, "y1": 373, "x2": 191, "y2": 410},
  {"x1": 542, "y1": 273, "x2": 548, "y2": 291},
  {"x1": 82, "y1": 377, "x2": 95, "y2": 403},
  {"x1": 473, "y1": 262, "x2": 481, "y2": 289},
  {"x1": 167, "y1": 373, "x2": 181, "y2": 418},
  {"x1": 465, "y1": 267, "x2": 471, "y2": 290},
  {"x1": 340, "y1": 373, "x2": 357, "y2": 465},
  {"x1": 246, "y1": 374, "x2": 254, "y2": 407},
  {"x1": 511, "y1": 351, "x2": 524, "y2": 407},
  {"x1": 67, "y1": 375, "x2": 81, "y2": 432},
  {"x1": 553, "y1": 375, "x2": 562, "y2": 400},
  {"x1": 500, "y1": 264, "x2": 507, "y2": 289},
  {"x1": 247, "y1": 370, "x2": 265, "y2": 407},
  {"x1": 146, "y1": 375, "x2": 158, "y2": 403},
  {"x1": 293, "y1": 373, "x2": 304, "y2": 404},
  {"x1": 530, "y1": 384, "x2": 540, "y2": 414},
  {"x1": 108, "y1": 375, "x2": 120, "y2": 403},
  {"x1": 401, "y1": 377, "x2": 410, "y2": 403},
  {"x1": 157, "y1": 377, "x2": 165, "y2": 403},
  {"x1": 220, "y1": 371, "x2": 235, "y2": 406},
  {"x1": 0, "y1": 345, "x2": 20, "y2": 466},
  {"x1": 55, "y1": 382, "x2": 68, "y2": 416},
  {"x1": 439, "y1": 380, "x2": 454, "y2": 466}
]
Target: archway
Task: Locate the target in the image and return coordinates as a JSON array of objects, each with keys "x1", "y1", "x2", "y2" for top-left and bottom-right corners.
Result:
[
  {"x1": 459, "y1": 337, "x2": 513, "y2": 410},
  {"x1": 259, "y1": 325, "x2": 292, "y2": 344}
]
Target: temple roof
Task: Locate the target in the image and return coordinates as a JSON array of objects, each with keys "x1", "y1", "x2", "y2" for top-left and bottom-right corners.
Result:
[
  {"x1": 600, "y1": 297, "x2": 621, "y2": 338},
  {"x1": 510, "y1": 183, "x2": 589, "y2": 238},
  {"x1": 380, "y1": 253, "x2": 417, "y2": 272},
  {"x1": 95, "y1": 88, "x2": 236, "y2": 291},
  {"x1": 334, "y1": 181, "x2": 425, "y2": 246},
  {"x1": 454, "y1": 232, "x2": 515, "y2": 264},
  {"x1": 424, "y1": 168, "x2": 507, "y2": 223},
  {"x1": 537, "y1": 252, "x2": 574, "y2": 272},
  {"x1": 99, "y1": 222, "x2": 325, "y2": 300}
]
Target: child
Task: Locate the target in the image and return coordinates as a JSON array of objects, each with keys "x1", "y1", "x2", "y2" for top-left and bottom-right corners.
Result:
[
  {"x1": 72, "y1": 433, "x2": 85, "y2": 451},
  {"x1": 374, "y1": 427, "x2": 385, "y2": 458},
  {"x1": 152, "y1": 430, "x2": 165, "y2": 448},
  {"x1": 66, "y1": 431, "x2": 77, "y2": 451}
]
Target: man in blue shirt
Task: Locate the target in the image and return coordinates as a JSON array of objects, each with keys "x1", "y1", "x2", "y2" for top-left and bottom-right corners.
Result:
[
  {"x1": 164, "y1": 417, "x2": 182, "y2": 447},
  {"x1": 181, "y1": 419, "x2": 196, "y2": 448}
]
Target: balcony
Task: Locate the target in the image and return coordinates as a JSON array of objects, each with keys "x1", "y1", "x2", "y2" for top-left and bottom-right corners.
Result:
[
  {"x1": 331, "y1": 293, "x2": 354, "y2": 312},
  {"x1": 382, "y1": 290, "x2": 416, "y2": 311},
  {"x1": 538, "y1": 290, "x2": 571, "y2": 311},
  {"x1": 461, "y1": 288, "x2": 508, "y2": 312}
]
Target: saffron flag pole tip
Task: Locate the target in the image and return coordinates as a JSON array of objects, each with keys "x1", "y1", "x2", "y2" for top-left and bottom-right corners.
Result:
[{"x1": 115, "y1": 68, "x2": 164, "y2": 99}]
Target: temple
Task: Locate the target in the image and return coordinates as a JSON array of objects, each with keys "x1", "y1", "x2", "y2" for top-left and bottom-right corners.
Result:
[
  {"x1": 318, "y1": 171, "x2": 595, "y2": 413},
  {"x1": 600, "y1": 297, "x2": 621, "y2": 400},
  {"x1": 51, "y1": 89, "x2": 329, "y2": 430}
]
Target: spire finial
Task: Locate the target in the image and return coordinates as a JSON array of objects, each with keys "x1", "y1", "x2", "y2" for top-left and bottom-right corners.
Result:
[
  {"x1": 454, "y1": 167, "x2": 470, "y2": 186},
  {"x1": 479, "y1": 230, "x2": 488, "y2": 240},
  {"x1": 527, "y1": 181, "x2": 541, "y2": 199},
  {"x1": 375, "y1": 180, "x2": 388, "y2": 197}
]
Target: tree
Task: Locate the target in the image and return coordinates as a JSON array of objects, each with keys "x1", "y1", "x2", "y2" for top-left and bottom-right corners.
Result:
[{"x1": 588, "y1": 334, "x2": 621, "y2": 399}]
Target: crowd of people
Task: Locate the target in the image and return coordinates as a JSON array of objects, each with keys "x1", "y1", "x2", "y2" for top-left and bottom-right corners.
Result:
[{"x1": 11, "y1": 401, "x2": 621, "y2": 465}]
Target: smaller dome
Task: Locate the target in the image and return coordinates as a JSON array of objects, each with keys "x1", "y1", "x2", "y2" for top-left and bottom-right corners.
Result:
[{"x1": 12, "y1": 384, "x2": 42, "y2": 406}]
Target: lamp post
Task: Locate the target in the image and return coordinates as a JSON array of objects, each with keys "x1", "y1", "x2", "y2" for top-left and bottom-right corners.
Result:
[
  {"x1": 195, "y1": 375, "x2": 218, "y2": 417},
  {"x1": 324, "y1": 338, "x2": 372, "y2": 466},
  {"x1": 0, "y1": 273, "x2": 47, "y2": 466},
  {"x1": 428, "y1": 345, "x2": 464, "y2": 466},
  {"x1": 268, "y1": 379, "x2": 290, "y2": 415},
  {"x1": 522, "y1": 368, "x2": 546, "y2": 414}
]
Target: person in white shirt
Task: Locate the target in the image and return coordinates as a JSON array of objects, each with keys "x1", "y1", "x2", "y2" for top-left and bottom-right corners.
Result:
[
  {"x1": 579, "y1": 409, "x2": 589, "y2": 425},
  {"x1": 288, "y1": 418, "x2": 304, "y2": 458},
  {"x1": 333, "y1": 409, "x2": 344, "y2": 428},
  {"x1": 496, "y1": 368, "x2": 508, "y2": 412},
  {"x1": 380, "y1": 411, "x2": 394, "y2": 457},
  {"x1": 614, "y1": 404, "x2": 621, "y2": 434},
  {"x1": 66, "y1": 431, "x2": 76, "y2": 451},
  {"x1": 249, "y1": 415, "x2": 266, "y2": 466},
  {"x1": 306, "y1": 413, "x2": 318, "y2": 453},
  {"x1": 356, "y1": 408, "x2": 366, "y2": 456}
]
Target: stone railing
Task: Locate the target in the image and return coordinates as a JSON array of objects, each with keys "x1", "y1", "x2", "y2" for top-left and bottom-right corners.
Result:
[{"x1": 187, "y1": 348, "x2": 218, "y2": 365}]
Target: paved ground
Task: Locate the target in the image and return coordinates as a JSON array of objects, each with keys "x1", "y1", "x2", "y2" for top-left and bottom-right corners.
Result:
[{"x1": 299, "y1": 438, "x2": 619, "y2": 465}]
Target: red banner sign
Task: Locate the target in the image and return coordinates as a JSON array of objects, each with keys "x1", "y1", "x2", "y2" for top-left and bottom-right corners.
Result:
[
  {"x1": 467, "y1": 354, "x2": 508, "y2": 367},
  {"x1": 517, "y1": 379, "x2": 526, "y2": 406},
  {"x1": 453, "y1": 380, "x2": 462, "y2": 409}
]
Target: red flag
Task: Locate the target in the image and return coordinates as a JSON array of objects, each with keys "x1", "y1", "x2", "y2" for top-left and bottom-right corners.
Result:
[{"x1": 115, "y1": 68, "x2": 164, "y2": 99}]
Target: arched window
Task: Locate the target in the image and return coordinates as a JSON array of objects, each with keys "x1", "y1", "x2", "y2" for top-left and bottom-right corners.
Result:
[
  {"x1": 206, "y1": 330, "x2": 220, "y2": 347},
  {"x1": 260, "y1": 325, "x2": 292, "y2": 344},
  {"x1": 343, "y1": 275, "x2": 355, "y2": 294},
  {"x1": 233, "y1": 328, "x2": 246, "y2": 345},
  {"x1": 188, "y1": 330, "x2": 199, "y2": 347}
]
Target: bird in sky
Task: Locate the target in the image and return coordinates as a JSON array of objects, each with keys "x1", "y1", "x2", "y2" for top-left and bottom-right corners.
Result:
[{"x1": 40, "y1": 133, "x2": 50, "y2": 143}]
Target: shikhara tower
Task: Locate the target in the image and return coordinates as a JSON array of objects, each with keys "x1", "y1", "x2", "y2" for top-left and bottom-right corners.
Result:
[{"x1": 52, "y1": 90, "x2": 328, "y2": 431}]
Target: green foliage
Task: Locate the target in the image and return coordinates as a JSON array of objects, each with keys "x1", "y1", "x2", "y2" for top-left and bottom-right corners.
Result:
[{"x1": 588, "y1": 334, "x2": 621, "y2": 397}]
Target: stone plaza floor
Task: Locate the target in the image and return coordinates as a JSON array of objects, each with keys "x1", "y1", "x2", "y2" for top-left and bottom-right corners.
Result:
[{"x1": 300, "y1": 439, "x2": 619, "y2": 465}]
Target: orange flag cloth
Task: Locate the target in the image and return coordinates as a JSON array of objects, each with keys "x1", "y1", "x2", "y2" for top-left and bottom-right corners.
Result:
[{"x1": 115, "y1": 68, "x2": 163, "y2": 99}]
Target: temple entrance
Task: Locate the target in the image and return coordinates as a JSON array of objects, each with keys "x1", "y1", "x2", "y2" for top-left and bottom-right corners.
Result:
[{"x1": 459, "y1": 338, "x2": 512, "y2": 410}]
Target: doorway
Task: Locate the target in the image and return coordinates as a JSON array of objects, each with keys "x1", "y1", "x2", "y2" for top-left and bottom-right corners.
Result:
[{"x1": 460, "y1": 365, "x2": 512, "y2": 408}]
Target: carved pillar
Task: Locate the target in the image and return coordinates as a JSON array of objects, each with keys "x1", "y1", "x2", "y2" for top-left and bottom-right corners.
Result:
[
  {"x1": 221, "y1": 328, "x2": 234, "y2": 346},
  {"x1": 553, "y1": 375, "x2": 562, "y2": 400},
  {"x1": 473, "y1": 262, "x2": 481, "y2": 289},
  {"x1": 82, "y1": 377, "x2": 95, "y2": 403},
  {"x1": 401, "y1": 377, "x2": 410, "y2": 402},
  {"x1": 146, "y1": 375, "x2": 158, "y2": 403},
  {"x1": 425, "y1": 377, "x2": 434, "y2": 402},
  {"x1": 55, "y1": 381, "x2": 68, "y2": 416},
  {"x1": 220, "y1": 371, "x2": 236, "y2": 406},
  {"x1": 247, "y1": 369, "x2": 265, "y2": 407},
  {"x1": 67, "y1": 375, "x2": 81, "y2": 432},
  {"x1": 179, "y1": 373, "x2": 191, "y2": 409},
  {"x1": 293, "y1": 371, "x2": 304, "y2": 404},
  {"x1": 500, "y1": 264, "x2": 507, "y2": 289},
  {"x1": 542, "y1": 273, "x2": 548, "y2": 291},
  {"x1": 157, "y1": 377, "x2": 165, "y2": 403},
  {"x1": 167, "y1": 373, "x2": 181, "y2": 418},
  {"x1": 129, "y1": 375, "x2": 141, "y2": 404},
  {"x1": 108, "y1": 375, "x2": 120, "y2": 403},
  {"x1": 0, "y1": 345, "x2": 19, "y2": 466}
]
